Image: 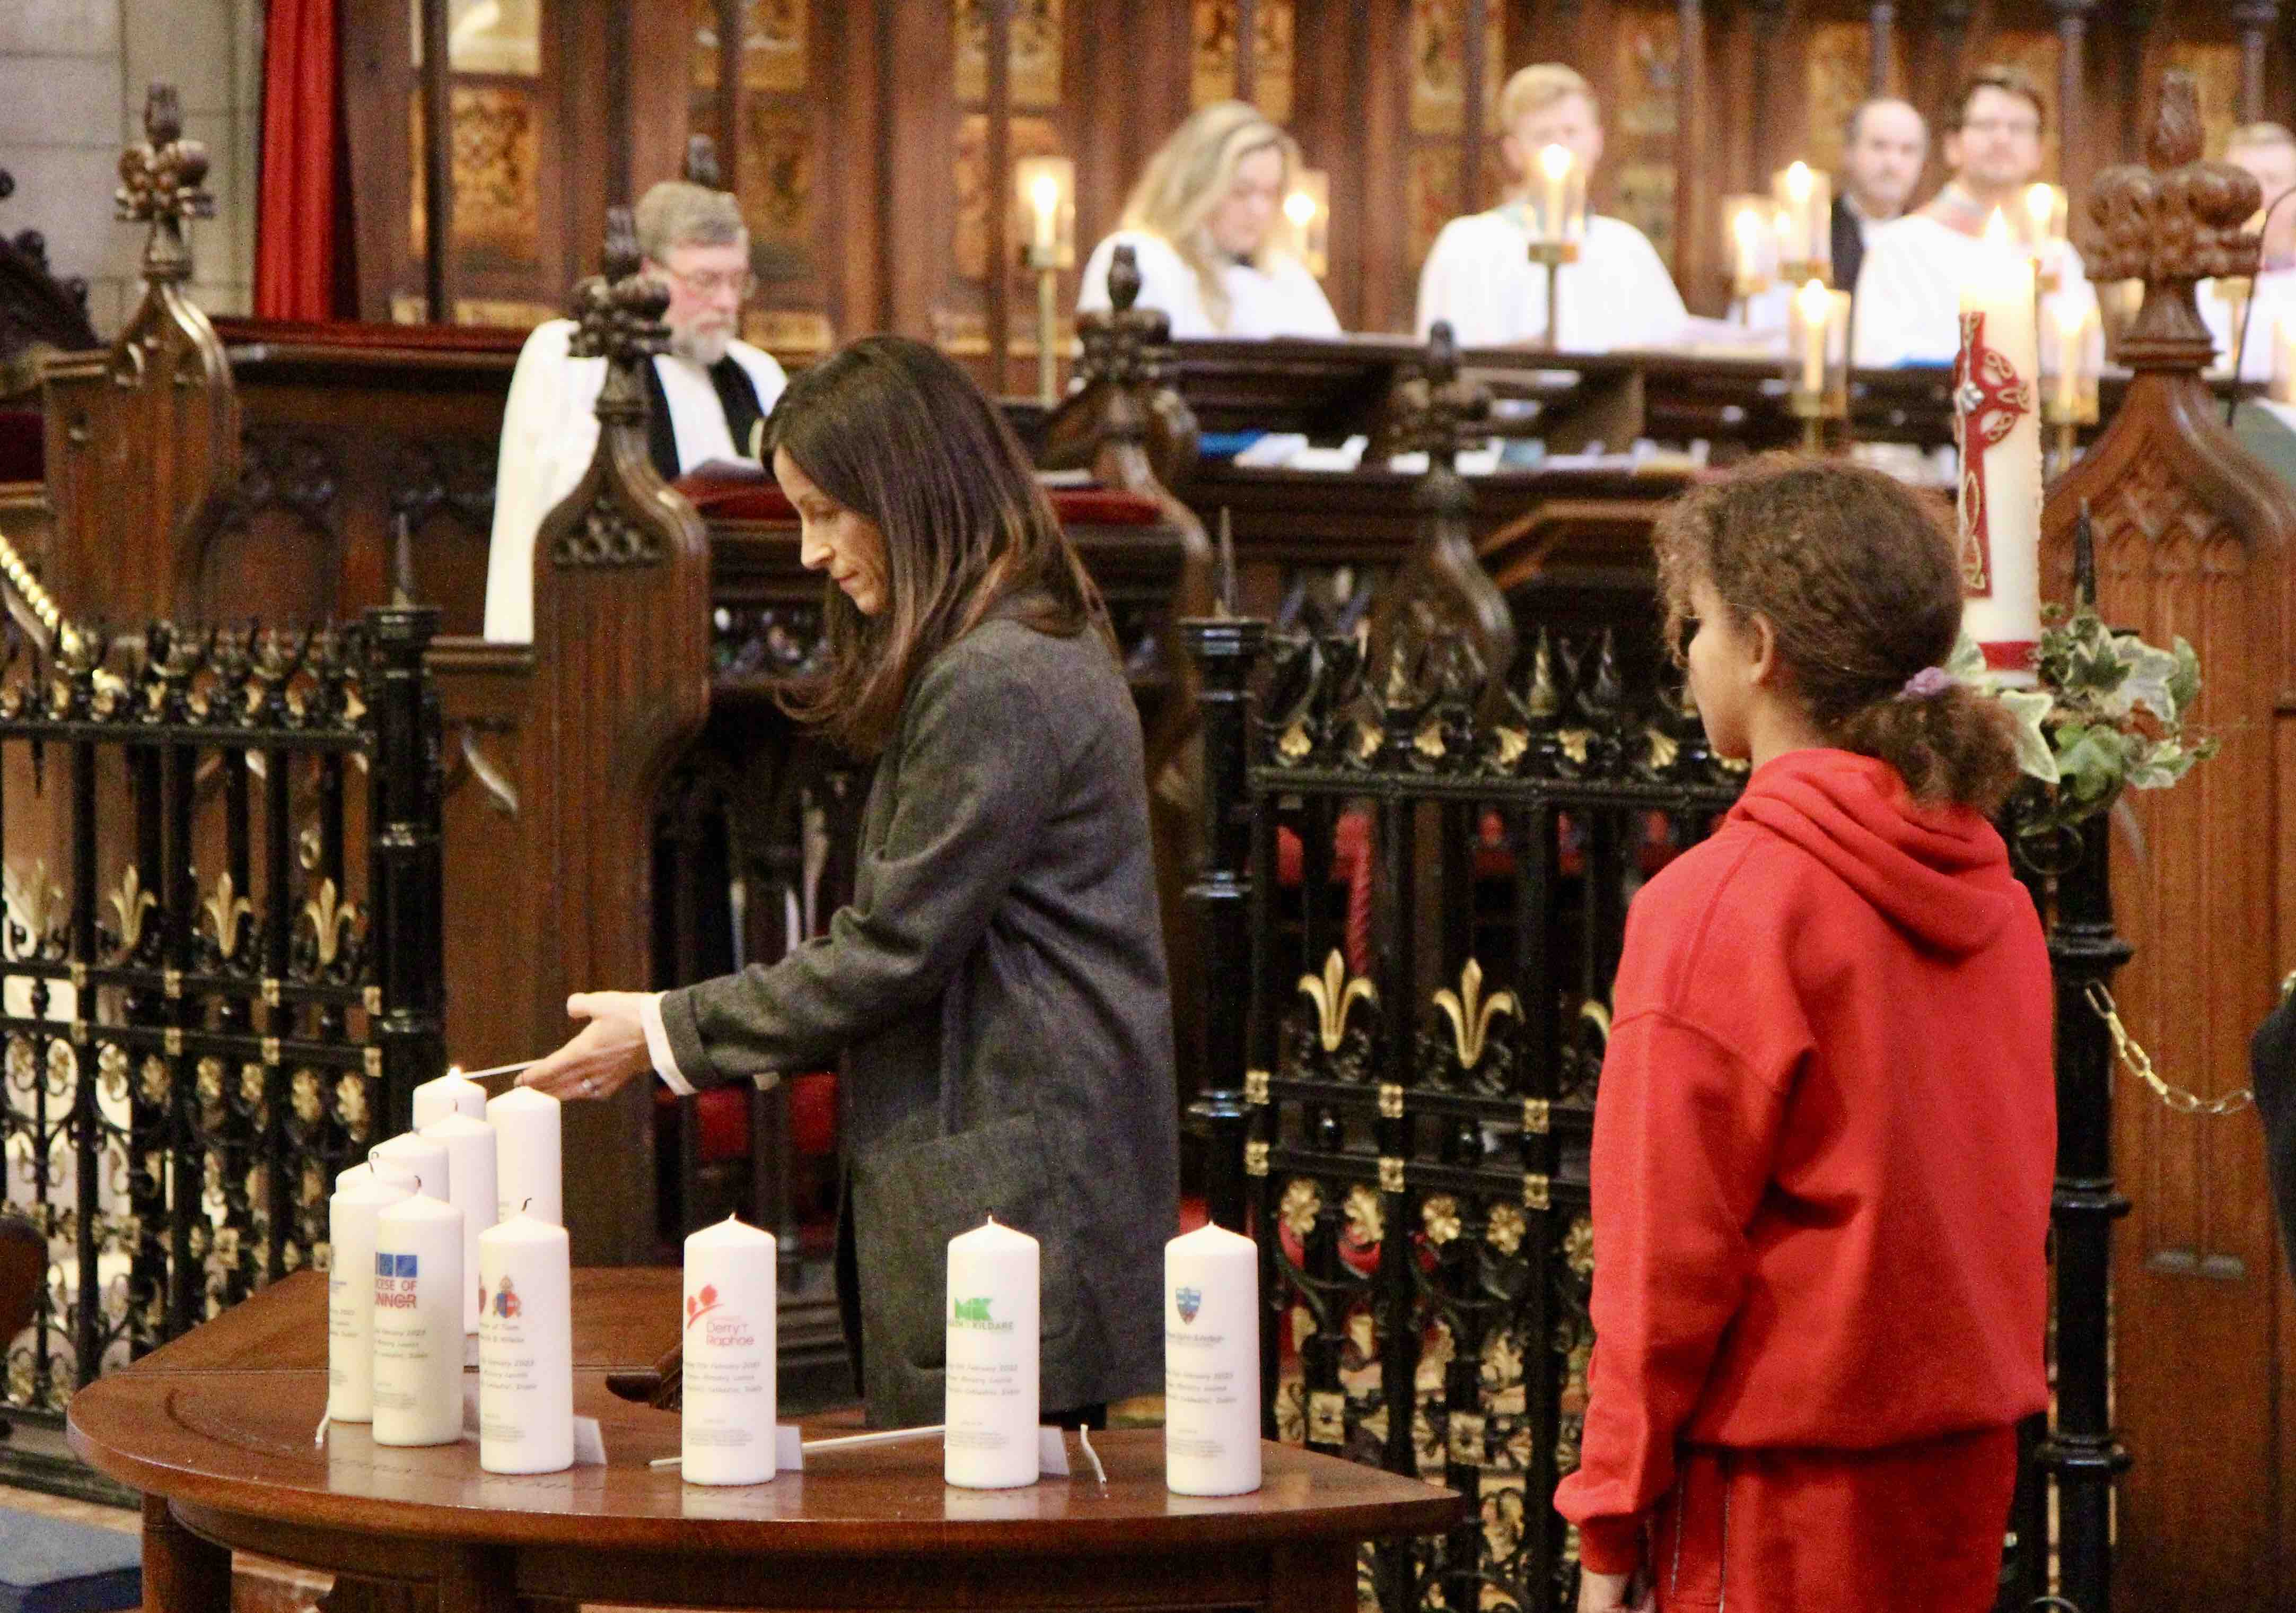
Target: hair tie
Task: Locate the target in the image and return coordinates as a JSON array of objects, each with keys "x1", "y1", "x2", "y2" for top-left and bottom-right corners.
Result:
[{"x1": 1897, "y1": 666, "x2": 1953, "y2": 702}]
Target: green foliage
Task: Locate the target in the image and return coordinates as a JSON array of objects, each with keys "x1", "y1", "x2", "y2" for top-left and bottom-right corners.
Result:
[{"x1": 1951, "y1": 605, "x2": 2218, "y2": 834}]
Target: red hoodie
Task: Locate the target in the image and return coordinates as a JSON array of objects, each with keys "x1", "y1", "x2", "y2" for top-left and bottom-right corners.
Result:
[{"x1": 1553, "y1": 747, "x2": 2055, "y2": 1575}]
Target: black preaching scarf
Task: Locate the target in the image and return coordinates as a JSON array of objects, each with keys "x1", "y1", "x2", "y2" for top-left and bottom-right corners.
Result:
[{"x1": 642, "y1": 353, "x2": 768, "y2": 482}]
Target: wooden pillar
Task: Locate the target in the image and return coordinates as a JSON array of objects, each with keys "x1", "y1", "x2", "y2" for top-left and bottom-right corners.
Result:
[
  {"x1": 418, "y1": 0, "x2": 452, "y2": 320},
  {"x1": 2118, "y1": 3, "x2": 2159, "y2": 164},
  {"x1": 1235, "y1": 0, "x2": 1258, "y2": 104},
  {"x1": 986, "y1": 0, "x2": 1012, "y2": 396},
  {"x1": 713, "y1": 0, "x2": 740, "y2": 193},
  {"x1": 1930, "y1": 0, "x2": 1976, "y2": 147},
  {"x1": 1749, "y1": 0, "x2": 1788, "y2": 184},
  {"x1": 1869, "y1": 3, "x2": 1897, "y2": 94},
  {"x1": 2236, "y1": 2, "x2": 2280, "y2": 121},
  {"x1": 1676, "y1": 0, "x2": 1709, "y2": 308},
  {"x1": 2053, "y1": 1, "x2": 2095, "y2": 199},
  {"x1": 1462, "y1": 0, "x2": 1488, "y2": 214}
]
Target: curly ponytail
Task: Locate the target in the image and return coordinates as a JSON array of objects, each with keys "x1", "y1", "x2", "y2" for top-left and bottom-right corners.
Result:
[{"x1": 1652, "y1": 454, "x2": 2025, "y2": 815}]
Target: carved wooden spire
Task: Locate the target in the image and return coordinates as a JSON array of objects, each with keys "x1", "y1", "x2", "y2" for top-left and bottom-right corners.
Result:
[
  {"x1": 1046, "y1": 243, "x2": 1202, "y2": 494},
  {"x1": 2085, "y1": 71, "x2": 2261, "y2": 364},
  {"x1": 682, "y1": 135, "x2": 722, "y2": 190},
  {"x1": 114, "y1": 84, "x2": 214, "y2": 284}
]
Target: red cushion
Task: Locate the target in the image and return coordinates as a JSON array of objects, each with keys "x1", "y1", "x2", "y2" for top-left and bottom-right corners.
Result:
[
  {"x1": 788, "y1": 1072, "x2": 837, "y2": 1158},
  {"x1": 649, "y1": 1072, "x2": 837, "y2": 1164},
  {"x1": 695, "y1": 1087, "x2": 749, "y2": 1164}
]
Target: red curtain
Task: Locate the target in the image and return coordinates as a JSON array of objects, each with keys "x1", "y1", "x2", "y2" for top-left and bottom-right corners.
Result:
[{"x1": 255, "y1": 0, "x2": 356, "y2": 320}]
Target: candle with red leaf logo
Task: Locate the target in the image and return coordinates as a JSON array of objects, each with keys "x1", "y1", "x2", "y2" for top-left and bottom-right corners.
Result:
[
  {"x1": 681, "y1": 1214, "x2": 778, "y2": 1485},
  {"x1": 477, "y1": 1208, "x2": 572, "y2": 1474}
]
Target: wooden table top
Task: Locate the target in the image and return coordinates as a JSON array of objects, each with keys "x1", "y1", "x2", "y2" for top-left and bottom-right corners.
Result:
[{"x1": 68, "y1": 1270, "x2": 1461, "y2": 1558}]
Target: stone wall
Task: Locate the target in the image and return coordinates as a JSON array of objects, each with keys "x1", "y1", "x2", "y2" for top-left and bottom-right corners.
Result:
[{"x1": 0, "y1": 0, "x2": 262, "y2": 335}]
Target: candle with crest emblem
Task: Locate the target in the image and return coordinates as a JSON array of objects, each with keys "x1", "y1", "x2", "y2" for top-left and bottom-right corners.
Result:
[
  {"x1": 478, "y1": 1209, "x2": 573, "y2": 1474},
  {"x1": 680, "y1": 1214, "x2": 778, "y2": 1485},
  {"x1": 944, "y1": 1217, "x2": 1039, "y2": 1489},
  {"x1": 1164, "y1": 1222, "x2": 1261, "y2": 1495}
]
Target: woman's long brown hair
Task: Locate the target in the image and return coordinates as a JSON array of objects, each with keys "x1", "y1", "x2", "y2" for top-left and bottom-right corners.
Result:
[{"x1": 764, "y1": 336, "x2": 1109, "y2": 755}]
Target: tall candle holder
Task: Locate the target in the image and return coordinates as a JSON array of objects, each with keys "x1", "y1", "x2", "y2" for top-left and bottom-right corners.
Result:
[
  {"x1": 1723, "y1": 192, "x2": 1773, "y2": 323},
  {"x1": 2040, "y1": 300, "x2": 2100, "y2": 478},
  {"x1": 1014, "y1": 154, "x2": 1075, "y2": 407},
  {"x1": 1527, "y1": 144, "x2": 1586, "y2": 351},
  {"x1": 1786, "y1": 280, "x2": 1851, "y2": 451},
  {"x1": 1773, "y1": 161, "x2": 1833, "y2": 287},
  {"x1": 2021, "y1": 183, "x2": 2069, "y2": 298},
  {"x1": 1285, "y1": 169, "x2": 1330, "y2": 281}
]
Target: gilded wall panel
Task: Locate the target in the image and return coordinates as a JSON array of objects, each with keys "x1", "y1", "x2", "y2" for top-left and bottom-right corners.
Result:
[
  {"x1": 1408, "y1": 0, "x2": 1504, "y2": 136},
  {"x1": 1804, "y1": 22, "x2": 1868, "y2": 175},
  {"x1": 411, "y1": 0, "x2": 542, "y2": 76},
  {"x1": 954, "y1": 114, "x2": 1064, "y2": 280},
  {"x1": 1407, "y1": 146, "x2": 1461, "y2": 269},
  {"x1": 694, "y1": 1, "x2": 809, "y2": 93},
  {"x1": 1615, "y1": 161, "x2": 1676, "y2": 262},
  {"x1": 2167, "y1": 43, "x2": 2242, "y2": 162},
  {"x1": 738, "y1": 102, "x2": 813, "y2": 271},
  {"x1": 1191, "y1": 0, "x2": 1295, "y2": 123},
  {"x1": 1986, "y1": 31, "x2": 2061, "y2": 181},
  {"x1": 1611, "y1": 10, "x2": 1679, "y2": 141},
  {"x1": 958, "y1": 0, "x2": 1064, "y2": 107},
  {"x1": 409, "y1": 87, "x2": 542, "y2": 264}
]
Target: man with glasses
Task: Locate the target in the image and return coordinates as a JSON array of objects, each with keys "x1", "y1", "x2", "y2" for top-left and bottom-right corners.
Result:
[
  {"x1": 484, "y1": 181, "x2": 787, "y2": 641},
  {"x1": 1851, "y1": 66, "x2": 2098, "y2": 368}
]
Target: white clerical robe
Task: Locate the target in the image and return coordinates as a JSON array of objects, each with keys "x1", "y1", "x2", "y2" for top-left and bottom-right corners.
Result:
[
  {"x1": 1414, "y1": 209, "x2": 1690, "y2": 350},
  {"x1": 2198, "y1": 267, "x2": 2296, "y2": 381},
  {"x1": 483, "y1": 318, "x2": 787, "y2": 642},
  {"x1": 1852, "y1": 214, "x2": 2099, "y2": 367},
  {"x1": 1075, "y1": 230, "x2": 1340, "y2": 338}
]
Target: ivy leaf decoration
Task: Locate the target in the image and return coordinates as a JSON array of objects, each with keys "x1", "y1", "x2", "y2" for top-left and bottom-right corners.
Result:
[{"x1": 1996, "y1": 687, "x2": 2058, "y2": 784}]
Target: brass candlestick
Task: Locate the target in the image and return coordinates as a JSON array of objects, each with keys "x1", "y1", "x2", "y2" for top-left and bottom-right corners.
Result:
[
  {"x1": 1529, "y1": 240, "x2": 1571, "y2": 351},
  {"x1": 1027, "y1": 242, "x2": 1060, "y2": 407}
]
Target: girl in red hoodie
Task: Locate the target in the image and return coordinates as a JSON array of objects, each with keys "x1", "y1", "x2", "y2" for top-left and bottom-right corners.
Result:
[{"x1": 1555, "y1": 458, "x2": 2055, "y2": 1611}]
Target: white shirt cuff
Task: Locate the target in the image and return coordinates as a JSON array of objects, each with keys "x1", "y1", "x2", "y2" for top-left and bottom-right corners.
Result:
[{"x1": 639, "y1": 991, "x2": 693, "y2": 1096}]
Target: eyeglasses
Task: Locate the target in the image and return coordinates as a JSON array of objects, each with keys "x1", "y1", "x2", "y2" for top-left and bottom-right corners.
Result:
[
  {"x1": 655, "y1": 265, "x2": 757, "y2": 300},
  {"x1": 1960, "y1": 117, "x2": 2041, "y2": 138}
]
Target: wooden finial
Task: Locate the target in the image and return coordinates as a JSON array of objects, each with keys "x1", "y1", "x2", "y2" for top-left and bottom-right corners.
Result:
[
  {"x1": 1108, "y1": 243, "x2": 1143, "y2": 315},
  {"x1": 114, "y1": 82, "x2": 213, "y2": 282},
  {"x1": 683, "y1": 135, "x2": 722, "y2": 190},
  {"x1": 601, "y1": 204, "x2": 643, "y2": 287}
]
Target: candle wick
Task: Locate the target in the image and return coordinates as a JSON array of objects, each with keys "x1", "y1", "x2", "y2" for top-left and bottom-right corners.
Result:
[{"x1": 521, "y1": 1197, "x2": 533, "y2": 1214}]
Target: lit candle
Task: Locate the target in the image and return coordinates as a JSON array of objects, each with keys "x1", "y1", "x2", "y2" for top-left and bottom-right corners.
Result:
[
  {"x1": 1030, "y1": 171, "x2": 1059, "y2": 254},
  {"x1": 2050, "y1": 299, "x2": 2092, "y2": 417},
  {"x1": 680, "y1": 1214, "x2": 779, "y2": 1486},
  {"x1": 477, "y1": 1209, "x2": 573, "y2": 1475},
  {"x1": 421, "y1": 1112, "x2": 498, "y2": 1335},
  {"x1": 371, "y1": 1132, "x2": 449, "y2": 1202},
  {"x1": 2022, "y1": 182, "x2": 2067, "y2": 289},
  {"x1": 1774, "y1": 162, "x2": 1830, "y2": 280},
  {"x1": 487, "y1": 1086, "x2": 562, "y2": 1226},
  {"x1": 327, "y1": 1169, "x2": 411, "y2": 1424},
  {"x1": 412, "y1": 1069, "x2": 487, "y2": 1131},
  {"x1": 1793, "y1": 279, "x2": 1831, "y2": 395},
  {"x1": 2274, "y1": 314, "x2": 2296, "y2": 404},
  {"x1": 1537, "y1": 144, "x2": 1572, "y2": 245},
  {"x1": 1732, "y1": 204, "x2": 1763, "y2": 297},
  {"x1": 944, "y1": 1217, "x2": 1039, "y2": 1489},
  {"x1": 1957, "y1": 211, "x2": 2043, "y2": 682},
  {"x1": 1164, "y1": 1223, "x2": 1261, "y2": 1496},
  {"x1": 372, "y1": 1189, "x2": 465, "y2": 1446}
]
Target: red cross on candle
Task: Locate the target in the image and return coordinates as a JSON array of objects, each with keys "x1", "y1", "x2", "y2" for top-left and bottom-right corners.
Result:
[{"x1": 1952, "y1": 308, "x2": 2035, "y2": 595}]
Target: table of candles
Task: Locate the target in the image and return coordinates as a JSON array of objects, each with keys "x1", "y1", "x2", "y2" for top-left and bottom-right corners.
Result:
[{"x1": 68, "y1": 1067, "x2": 1457, "y2": 1613}]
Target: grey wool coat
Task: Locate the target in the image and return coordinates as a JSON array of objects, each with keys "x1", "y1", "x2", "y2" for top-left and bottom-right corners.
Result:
[{"x1": 659, "y1": 608, "x2": 1179, "y2": 1426}]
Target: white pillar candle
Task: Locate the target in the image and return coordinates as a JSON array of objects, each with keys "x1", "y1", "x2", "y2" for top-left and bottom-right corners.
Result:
[
  {"x1": 372, "y1": 1191, "x2": 465, "y2": 1446},
  {"x1": 1956, "y1": 210, "x2": 2043, "y2": 683},
  {"x1": 371, "y1": 1132, "x2": 450, "y2": 1202},
  {"x1": 477, "y1": 1210, "x2": 574, "y2": 1475},
  {"x1": 422, "y1": 1113, "x2": 499, "y2": 1334},
  {"x1": 680, "y1": 1214, "x2": 779, "y2": 1486},
  {"x1": 1163, "y1": 1223, "x2": 1262, "y2": 1496},
  {"x1": 487, "y1": 1086, "x2": 563, "y2": 1226},
  {"x1": 327, "y1": 1170, "x2": 411, "y2": 1423},
  {"x1": 335, "y1": 1162, "x2": 372, "y2": 1194},
  {"x1": 944, "y1": 1217, "x2": 1039, "y2": 1489},
  {"x1": 413, "y1": 1069, "x2": 488, "y2": 1131}
]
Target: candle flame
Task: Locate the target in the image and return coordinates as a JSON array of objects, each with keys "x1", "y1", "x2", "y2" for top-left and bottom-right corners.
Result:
[
  {"x1": 1796, "y1": 278, "x2": 1832, "y2": 322},
  {"x1": 1733, "y1": 206, "x2": 1761, "y2": 250},
  {"x1": 1285, "y1": 189, "x2": 1317, "y2": 227},
  {"x1": 1030, "y1": 172, "x2": 1060, "y2": 216},
  {"x1": 1539, "y1": 144, "x2": 1573, "y2": 181},
  {"x1": 1785, "y1": 161, "x2": 1812, "y2": 203},
  {"x1": 2024, "y1": 184, "x2": 2054, "y2": 226},
  {"x1": 2055, "y1": 300, "x2": 2091, "y2": 339},
  {"x1": 1984, "y1": 208, "x2": 2014, "y2": 251}
]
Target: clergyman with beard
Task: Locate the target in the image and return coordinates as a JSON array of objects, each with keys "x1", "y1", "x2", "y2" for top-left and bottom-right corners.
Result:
[{"x1": 483, "y1": 181, "x2": 787, "y2": 642}]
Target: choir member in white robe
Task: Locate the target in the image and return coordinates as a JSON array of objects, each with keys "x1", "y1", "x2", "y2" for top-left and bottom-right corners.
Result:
[
  {"x1": 483, "y1": 181, "x2": 788, "y2": 641},
  {"x1": 1076, "y1": 102, "x2": 1339, "y2": 339},
  {"x1": 1415, "y1": 64, "x2": 1687, "y2": 351},
  {"x1": 2198, "y1": 123, "x2": 2296, "y2": 380},
  {"x1": 1853, "y1": 67, "x2": 2097, "y2": 368}
]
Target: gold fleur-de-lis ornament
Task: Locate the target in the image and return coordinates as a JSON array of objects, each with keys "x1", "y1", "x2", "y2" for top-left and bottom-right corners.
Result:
[
  {"x1": 1297, "y1": 948, "x2": 1376, "y2": 1053},
  {"x1": 1433, "y1": 958, "x2": 1518, "y2": 1069}
]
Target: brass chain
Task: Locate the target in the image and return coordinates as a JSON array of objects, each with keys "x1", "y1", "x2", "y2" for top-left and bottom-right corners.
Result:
[{"x1": 2082, "y1": 980, "x2": 2254, "y2": 1118}]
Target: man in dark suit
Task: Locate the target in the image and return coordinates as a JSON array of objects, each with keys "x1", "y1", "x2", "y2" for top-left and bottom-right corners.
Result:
[
  {"x1": 2255, "y1": 982, "x2": 2296, "y2": 1278},
  {"x1": 1831, "y1": 97, "x2": 1927, "y2": 300}
]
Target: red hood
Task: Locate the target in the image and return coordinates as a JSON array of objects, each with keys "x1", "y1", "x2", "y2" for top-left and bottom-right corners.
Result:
[{"x1": 1727, "y1": 748, "x2": 2023, "y2": 958}]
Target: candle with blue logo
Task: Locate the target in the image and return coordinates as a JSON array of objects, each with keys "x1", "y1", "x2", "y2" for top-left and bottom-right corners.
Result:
[
  {"x1": 1164, "y1": 1222, "x2": 1261, "y2": 1495},
  {"x1": 944, "y1": 1217, "x2": 1039, "y2": 1488},
  {"x1": 371, "y1": 1189, "x2": 464, "y2": 1446}
]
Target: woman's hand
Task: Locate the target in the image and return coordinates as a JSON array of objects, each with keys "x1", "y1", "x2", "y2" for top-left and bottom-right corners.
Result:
[
  {"x1": 1576, "y1": 1570, "x2": 1652, "y2": 1613},
  {"x1": 520, "y1": 992, "x2": 655, "y2": 1101}
]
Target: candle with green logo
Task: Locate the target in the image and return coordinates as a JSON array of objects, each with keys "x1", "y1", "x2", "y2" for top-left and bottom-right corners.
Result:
[
  {"x1": 944, "y1": 1216, "x2": 1039, "y2": 1488},
  {"x1": 1164, "y1": 1222, "x2": 1261, "y2": 1495}
]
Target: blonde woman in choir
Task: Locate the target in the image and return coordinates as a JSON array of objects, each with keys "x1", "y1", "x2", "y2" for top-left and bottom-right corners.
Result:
[
  {"x1": 1415, "y1": 64, "x2": 1689, "y2": 351},
  {"x1": 520, "y1": 336, "x2": 1176, "y2": 1433},
  {"x1": 1075, "y1": 100, "x2": 1341, "y2": 338}
]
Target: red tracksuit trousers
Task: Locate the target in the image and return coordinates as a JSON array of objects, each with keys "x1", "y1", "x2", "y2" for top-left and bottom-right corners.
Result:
[{"x1": 1640, "y1": 1425, "x2": 2018, "y2": 1612}]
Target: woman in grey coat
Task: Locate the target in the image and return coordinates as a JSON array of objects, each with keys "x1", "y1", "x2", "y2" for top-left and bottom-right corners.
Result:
[{"x1": 521, "y1": 336, "x2": 1179, "y2": 1428}]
